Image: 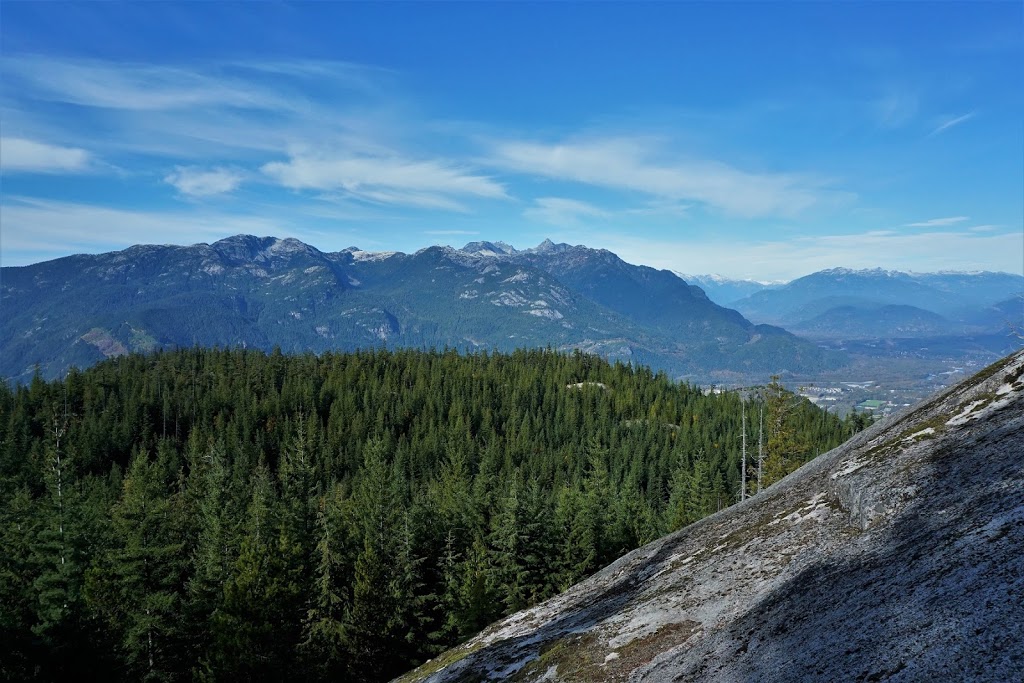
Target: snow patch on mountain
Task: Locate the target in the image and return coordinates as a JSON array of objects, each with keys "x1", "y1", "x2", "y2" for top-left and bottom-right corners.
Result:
[
  {"x1": 676, "y1": 272, "x2": 784, "y2": 287},
  {"x1": 346, "y1": 248, "x2": 398, "y2": 262},
  {"x1": 461, "y1": 241, "x2": 519, "y2": 257}
]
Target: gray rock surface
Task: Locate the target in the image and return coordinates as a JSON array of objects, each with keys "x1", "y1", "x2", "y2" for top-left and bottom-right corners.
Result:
[{"x1": 397, "y1": 349, "x2": 1024, "y2": 682}]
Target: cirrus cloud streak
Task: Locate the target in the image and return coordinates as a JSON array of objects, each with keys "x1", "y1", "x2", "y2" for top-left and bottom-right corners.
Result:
[
  {"x1": 524, "y1": 197, "x2": 610, "y2": 226},
  {"x1": 490, "y1": 137, "x2": 848, "y2": 218}
]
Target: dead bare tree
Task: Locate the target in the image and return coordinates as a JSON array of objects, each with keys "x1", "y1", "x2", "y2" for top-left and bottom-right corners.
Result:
[
  {"x1": 757, "y1": 405, "x2": 764, "y2": 495},
  {"x1": 740, "y1": 403, "x2": 747, "y2": 502}
]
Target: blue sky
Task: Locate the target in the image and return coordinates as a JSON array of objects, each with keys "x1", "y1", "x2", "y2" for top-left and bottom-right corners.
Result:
[{"x1": 1, "y1": 1, "x2": 1021, "y2": 280}]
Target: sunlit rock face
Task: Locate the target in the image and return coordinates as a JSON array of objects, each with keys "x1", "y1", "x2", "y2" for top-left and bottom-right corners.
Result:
[{"x1": 397, "y1": 349, "x2": 1024, "y2": 683}]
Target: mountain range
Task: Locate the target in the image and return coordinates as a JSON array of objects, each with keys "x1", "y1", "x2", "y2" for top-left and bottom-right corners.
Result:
[
  {"x1": 723, "y1": 268, "x2": 1023, "y2": 343},
  {"x1": 397, "y1": 349, "x2": 1024, "y2": 682},
  {"x1": 1, "y1": 236, "x2": 840, "y2": 384},
  {"x1": 4, "y1": 237, "x2": 1021, "y2": 385}
]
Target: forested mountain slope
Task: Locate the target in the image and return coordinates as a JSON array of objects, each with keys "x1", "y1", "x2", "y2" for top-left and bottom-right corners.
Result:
[
  {"x1": 0, "y1": 235, "x2": 843, "y2": 384},
  {"x1": 398, "y1": 348, "x2": 1024, "y2": 683},
  {"x1": 0, "y1": 348, "x2": 861, "y2": 682}
]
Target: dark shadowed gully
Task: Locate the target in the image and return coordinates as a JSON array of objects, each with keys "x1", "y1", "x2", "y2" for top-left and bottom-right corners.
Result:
[{"x1": 397, "y1": 349, "x2": 1024, "y2": 683}]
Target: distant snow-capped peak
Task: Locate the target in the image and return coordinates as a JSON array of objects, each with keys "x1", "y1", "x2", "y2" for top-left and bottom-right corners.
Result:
[
  {"x1": 676, "y1": 272, "x2": 784, "y2": 286},
  {"x1": 460, "y1": 241, "x2": 519, "y2": 257},
  {"x1": 342, "y1": 246, "x2": 399, "y2": 262}
]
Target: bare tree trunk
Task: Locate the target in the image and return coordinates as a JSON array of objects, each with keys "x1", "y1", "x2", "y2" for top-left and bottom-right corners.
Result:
[
  {"x1": 741, "y1": 403, "x2": 747, "y2": 502},
  {"x1": 51, "y1": 397, "x2": 70, "y2": 569},
  {"x1": 757, "y1": 406, "x2": 764, "y2": 494}
]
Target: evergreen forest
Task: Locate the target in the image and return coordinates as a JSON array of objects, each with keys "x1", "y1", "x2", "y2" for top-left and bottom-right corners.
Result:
[{"x1": 0, "y1": 347, "x2": 870, "y2": 681}]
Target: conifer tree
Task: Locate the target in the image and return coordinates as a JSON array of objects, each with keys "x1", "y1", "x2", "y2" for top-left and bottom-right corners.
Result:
[
  {"x1": 0, "y1": 486, "x2": 40, "y2": 679},
  {"x1": 666, "y1": 454, "x2": 696, "y2": 531},
  {"x1": 488, "y1": 473, "x2": 529, "y2": 612},
  {"x1": 186, "y1": 440, "x2": 239, "y2": 674},
  {"x1": 345, "y1": 439, "x2": 405, "y2": 682},
  {"x1": 89, "y1": 448, "x2": 185, "y2": 681},
  {"x1": 451, "y1": 534, "x2": 497, "y2": 640},
  {"x1": 434, "y1": 529, "x2": 463, "y2": 645},
  {"x1": 762, "y1": 378, "x2": 810, "y2": 487},
  {"x1": 554, "y1": 485, "x2": 596, "y2": 590},
  {"x1": 30, "y1": 399, "x2": 85, "y2": 670},
  {"x1": 209, "y1": 463, "x2": 300, "y2": 680},
  {"x1": 300, "y1": 485, "x2": 349, "y2": 677}
]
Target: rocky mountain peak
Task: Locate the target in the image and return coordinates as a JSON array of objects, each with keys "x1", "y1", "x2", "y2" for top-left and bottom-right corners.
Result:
[
  {"x1": 460, "y1": 241, "x2": 519, "y2": 257},
  {"x1": 210, "y1": 234, "x2": 321, "y2": 264},
  {"x1": 529, "y1": 238, "x2": 573, "y2": 254}
]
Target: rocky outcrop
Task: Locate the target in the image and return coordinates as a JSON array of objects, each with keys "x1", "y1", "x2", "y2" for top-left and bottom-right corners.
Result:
[{"x1": 397, "y1": 349, "x2": 1024, "y2": 682}]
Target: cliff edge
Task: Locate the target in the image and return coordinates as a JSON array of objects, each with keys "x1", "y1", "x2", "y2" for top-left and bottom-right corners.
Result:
[{"x1": 398, "y1": 349, "x2": 1024, "y2": 682}]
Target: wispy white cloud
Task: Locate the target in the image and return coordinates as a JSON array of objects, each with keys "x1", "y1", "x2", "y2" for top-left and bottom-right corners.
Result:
[
  {"x1": 490, "y1": 137, "x2": 846, "y2": 218},
  {"x1": 226, "y1": 59, "x2": 396, "y2": 91},
  {"x1": 0, "y1": 56, "x2": 404, "y2": 162},
  {"x1": 0, "y1": 55, "x2": 365, "y2": 113},
  {"x1": 164, "y1": 166, "x2": 244, "y2": 197},
  {"x1": 262, "y1": 152, "x2": 507, "y2": 211},
  {"x1": 903, "y1": 216, "x2": 969, "y2": 228},
  {"x1": 524, "y1": 197, "x2": 610, "y2": 226},
  {"x1": 2, "y1": 55, "x2": 511, "y2": 221},
  {"x1": 623, "y1": 200, "x2": 691, "y2": 219},
  {"x1": 0, "y1": 137, "x2": 91, "y2": 173},
  {"x1": 967, "y1": 224, "x2": 1000, "y2": 232},
  {"x1": 929, "y1": 111, "x2": 976, "y2": 136},
  {"x1": 353, "y1": 189, "x2": 472, "y2": 212}
]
